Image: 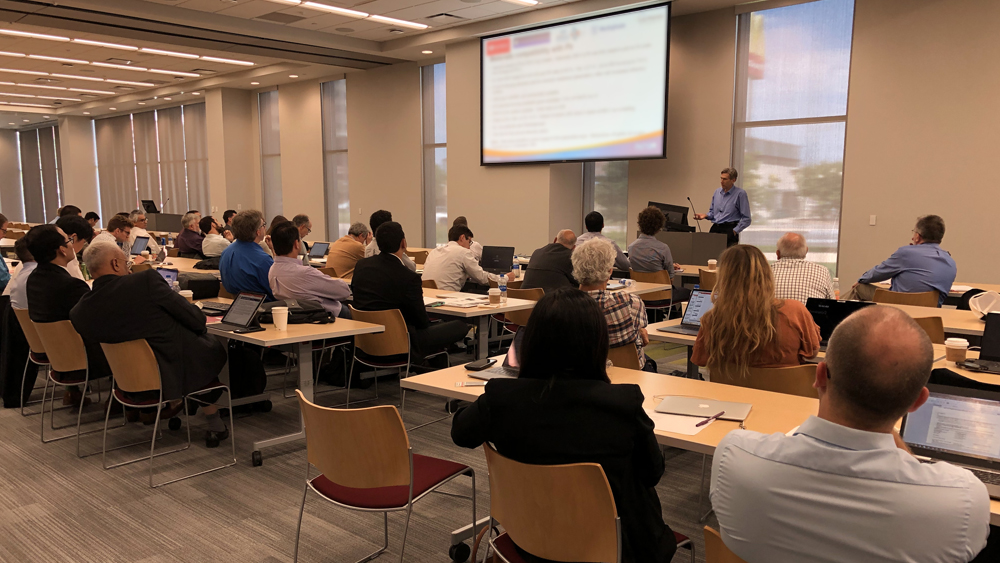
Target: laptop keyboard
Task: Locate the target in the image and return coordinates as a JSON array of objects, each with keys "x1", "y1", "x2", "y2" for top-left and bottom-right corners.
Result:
[
  {"x1": 970, "y1": 468, "x2": 1000, "y2": 486},
  {"x1": 485, "y1": 366, "x2": 518, "y2": 378},
  {"x1": 201, "y1": 301, "x2": 231, "y2": 312}
]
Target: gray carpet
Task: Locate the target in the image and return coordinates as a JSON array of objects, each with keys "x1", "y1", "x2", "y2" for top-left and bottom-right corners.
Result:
[{"x1": 0, "y1": 363, "x2": 715, "y2": 563}]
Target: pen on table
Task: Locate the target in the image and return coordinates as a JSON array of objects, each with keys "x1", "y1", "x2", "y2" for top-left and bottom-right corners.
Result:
[
  {"x1": 696, "y1": 410, "x2": 726, "y2": 427},
  {"x1": 455, "y1": 381, "x2": 487, "y2": 387}
]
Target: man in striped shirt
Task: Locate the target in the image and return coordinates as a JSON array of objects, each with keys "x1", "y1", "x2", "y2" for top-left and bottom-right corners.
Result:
[{"x1": 772, "y1": 232, "x2": 835, "y2": 304}]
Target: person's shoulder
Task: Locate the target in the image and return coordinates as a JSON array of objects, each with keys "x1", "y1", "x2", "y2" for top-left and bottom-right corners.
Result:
[
  {"x1": 717, "y1": 428, "x2": 780, "y2": 456},
  {"x1": 776, "y1": 298, "x2": 812, "y2": 320}
]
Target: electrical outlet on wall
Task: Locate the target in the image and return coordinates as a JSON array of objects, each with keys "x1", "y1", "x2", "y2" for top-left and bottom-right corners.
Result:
[
  {"x1": 869, "y1": 215, "x2": 877, "y2": 226},
  {"x1": 211, "y1": 206, "x2": 218, "y2": 213},
  {"x1": 237, "y1": 204, "x2": 242, "y2": 211}
]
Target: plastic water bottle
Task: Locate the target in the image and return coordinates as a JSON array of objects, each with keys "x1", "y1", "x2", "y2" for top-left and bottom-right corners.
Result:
[
  {"x1": 511, "y1": 255, "x2": 520, "y2": 280},
  {"x1": 172, "y1": 281, "x2": 181, "y2": 294},
  {"x1": 833, "y1": 278, "x2": 840, "y2": 300},
  {"x1": 499, "y1": 276, "x2": 508, "y2": 304}
]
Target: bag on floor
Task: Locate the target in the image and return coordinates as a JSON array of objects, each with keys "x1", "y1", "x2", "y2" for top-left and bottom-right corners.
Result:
[{"x1": 227, "y1": 340, "x2": 267, "y2": 398}]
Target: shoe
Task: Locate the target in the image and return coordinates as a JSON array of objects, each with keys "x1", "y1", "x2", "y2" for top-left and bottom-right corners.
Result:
[
  {"x1": 63, "y1": 390, "x2": 92, "y2": 411},
  {"x1": 205, "y1": 427, "x2": 229, "y2": 448}
]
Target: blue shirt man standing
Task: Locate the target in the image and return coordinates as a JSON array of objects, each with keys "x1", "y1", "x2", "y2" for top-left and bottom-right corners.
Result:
[{"x1": 693, "y1": 167, "x2": 752, "y2": 247}]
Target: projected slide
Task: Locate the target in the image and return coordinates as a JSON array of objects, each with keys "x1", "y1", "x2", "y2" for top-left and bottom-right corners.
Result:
[{"x1": 481, "y1": 4, "x2": 669, "y2": 164}]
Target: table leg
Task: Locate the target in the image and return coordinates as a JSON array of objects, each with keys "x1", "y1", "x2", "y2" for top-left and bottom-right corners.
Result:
[
  {"x1": 687, "y1": 347, "x2": 700, "y2": 379},
  {"x1": 477, "y1": 316, "x2": 489, "y2": 360},
  {"x1": 252, "y1": 341, "x2": 312, "y2": 455}
]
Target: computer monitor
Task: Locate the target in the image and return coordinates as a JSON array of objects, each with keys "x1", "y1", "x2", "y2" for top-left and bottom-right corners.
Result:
[
  {"x1": 141, "y1": 199, "x2": 159, "y2": 214},
  {"x1": 480, "y1": 246, "x2": 515, "y2": 275},
  {"x1": 647, "y1": 201, "x2": 694, "y2": 232},
  {"x1": 308, "y1": 242, "x2": 330, "y2": 259}
]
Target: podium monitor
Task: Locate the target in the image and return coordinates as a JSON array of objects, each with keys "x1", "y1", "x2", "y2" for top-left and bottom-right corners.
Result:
[{"x1": 648, "y1": 201, "x2": 694, "y2": 232}]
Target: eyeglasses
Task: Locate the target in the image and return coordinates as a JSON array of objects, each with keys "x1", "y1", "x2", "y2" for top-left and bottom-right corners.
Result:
[{"x1": 61, "y1": 238, "x2": 72, "y2": 247}]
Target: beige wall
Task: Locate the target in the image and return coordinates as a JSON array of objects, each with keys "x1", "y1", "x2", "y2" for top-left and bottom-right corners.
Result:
[
  {"x1": 278, "y1": 80, "x2": 326, "y2": 242},
  {"x1": 347, "y1": 63, "x2": 424, "y2": 244},
  {"x1": 0, "y1": 129, "x2": 23, "y2": 222},
  {"x1": 627, "y1": 7, "x2": 736, "y2": 245},
  {"x1": 549, "y1": 163, "x2": 584, "y2": 239},
  {"x1": 205, "y1": 88, "x2": 259, "y2": 216},
  {"x1": 57, "y1": 116, "x2": 101, "y2": 222},
  {"x1": 839, "y1": 0, "x2": 1000, "y2": 284}
]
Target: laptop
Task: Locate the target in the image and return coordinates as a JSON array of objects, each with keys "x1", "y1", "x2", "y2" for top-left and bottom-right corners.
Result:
[
  {"x1": 130, "y1": 236, "x2": 150, "y2": 256},
  {"x1": 214, "y1": 292, "x2": 266, "y2": 330},
  {"x1": 901, "y1": 383, "x2": 1000, "y2": 497},
  {"x1": 480, "y1": 246, "x2": 515, "y2": 275},
  {"x1": 657, "y1": 290, "x2": 713, "y2": 336},
  {"x1": 654, "y1": 396, "x2": 752, "y2": 422},
  {"x1": 959, "y1": 313, "x2": 1000, "y2": 374},
  {"x1": 469, "y1": 327, "x2": 525, "y2": 381},
  {"x1": 805, "y1": 298, "x2": 876, "y2": 349},
  {"x1": 157, "y1": 268, "x2": 179, "y2": 287},
  {"x1": 308, "y1": 242, "x2": 330, "y2": 259}
]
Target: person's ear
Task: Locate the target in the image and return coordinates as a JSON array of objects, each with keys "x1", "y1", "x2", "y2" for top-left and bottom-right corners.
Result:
[
  {"x1": 814, "y1": 361, "x2": 830, "y2": 394},
  {"x1": 906, "y1": 387, "x2": 931, "y2": 413}
]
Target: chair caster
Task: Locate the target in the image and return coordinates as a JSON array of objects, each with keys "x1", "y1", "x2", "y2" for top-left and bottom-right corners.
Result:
[
  {"x1": 449, "y1": 542, "x2": 470, "y2": 562},
  {"x1": 252, "y1": 450, "x2": 263, "y2": 467},
  {"x1": 168, "y1": 417, "x2": 182, "y2": 431}
]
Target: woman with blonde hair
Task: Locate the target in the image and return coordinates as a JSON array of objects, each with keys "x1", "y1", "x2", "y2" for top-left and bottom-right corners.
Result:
[{"x1": 691, "y1": 244, "x2": 820, "y2": 375}]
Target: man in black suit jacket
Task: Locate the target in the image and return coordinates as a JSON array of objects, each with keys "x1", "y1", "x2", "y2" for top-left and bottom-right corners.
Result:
[
  {"x1": 70, "y1": 239, "x2": 230, "y2": 447},
  {"x1": 521, "y1": 229, "x2": 579, "y2": 292},
  {"x1": 25, "y1": 225, "x2": 111, "y2": 407},
  {"x1": 351, "y1": 221, "x2": 467, "y2": 362}
]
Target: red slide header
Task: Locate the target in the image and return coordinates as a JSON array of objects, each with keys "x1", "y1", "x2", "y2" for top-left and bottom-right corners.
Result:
[{"x1": 486, "y1": 37, "x2": 510, "y2": 56}]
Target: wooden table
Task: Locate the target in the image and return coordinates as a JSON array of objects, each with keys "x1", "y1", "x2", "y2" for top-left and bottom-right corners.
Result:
[
  {"x1": 884, "y1": 304, "x2": 985, "y2": 337},
  {"x1": 206, "y1": 319, "x2": 384, "y2": 466},
  {"x1": 156, "y1": 257, "x2": 217, "y2": 276},
  {"x1": 424, "y1": 288, "x2": 535, "y2": 360}
]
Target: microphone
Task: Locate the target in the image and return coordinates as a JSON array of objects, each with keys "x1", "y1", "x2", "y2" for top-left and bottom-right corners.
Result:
[
  {"x1": 161, "y1": 197, "x2": 170, "y2": 212},
  {"x1": 687, "y1": 197, "x2": 703, "y2": 232}
]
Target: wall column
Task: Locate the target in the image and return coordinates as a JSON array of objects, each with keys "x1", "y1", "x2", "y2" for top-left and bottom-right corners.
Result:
[
  {"x1": 206, "y1": 88, "x2": 259, "y2": 216},
  {"x1": 278, "y1": 80, "x2": 326, "y2": 242}
]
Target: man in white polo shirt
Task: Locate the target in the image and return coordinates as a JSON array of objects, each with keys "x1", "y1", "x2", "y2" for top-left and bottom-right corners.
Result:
[{"x1": 711, "y1": 306, "x2": 990, "y2": 563}]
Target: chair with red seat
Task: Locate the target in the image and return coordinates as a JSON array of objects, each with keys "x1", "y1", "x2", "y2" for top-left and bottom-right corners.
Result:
[
  {"x1": 482, "y1": 443, "x2": 694, "y2": 563},
  {"x1": 293, "y1": 390, "x2": 477, "y2": 563}
]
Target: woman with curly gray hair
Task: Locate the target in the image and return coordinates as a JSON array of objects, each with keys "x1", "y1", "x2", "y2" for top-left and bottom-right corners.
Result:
[{"x1": 571, "y1": 238, "x2": 656, "y2": 372}]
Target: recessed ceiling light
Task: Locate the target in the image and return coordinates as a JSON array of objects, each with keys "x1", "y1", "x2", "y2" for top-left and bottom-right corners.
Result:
[
  {"x1": 0, "y1": 29, "x2": 69, "y2": 42},
  {"x1": 251, "y1": 82, "x2": 260, "y2": 85},
  {"x1": 289, "y1": 75, "x2": 299, "y2": 78},
  {"x1": 0, "y1": 51, "x2": 25, "y2": 58},
  {"x1": 91, "y1": 62, "x2": 147, "y2": 72},
  {"x1": 71, "y1": 39, "x2": 138, "y2": 51},
  {"x1": 200, "y1": 56, "x2": 254, "y2": 66},
  {"x1": 422, "y1": 50, "x2": 433, "y2": 54},
  {"x1": 138, "y1": 102, "x2": 146, "y2": 105},
  {"x1": 270, "y1": 0, "x2": 302, "y2": 4},
  {"x1": 109, "y1": 107, "x2": 116, "y2": 110},
  {"x1": 163, "y1": 97, "x2": 172, "y2": 100},
  {"x1": 500, "y1": 0, "x2": 538, "y2": 5},
  {"x1": 28, "y1": 54, "x2": 88, "y2": 65},
  {"x1": 42, "y1": 115, "x2": 50, "y2": 118},
  {"x1": 7, "y1": 122, "x2": 13, "y2": 125},
  {"x1": 367, "y1": 15, "x2": 429, "y2": 29},
  {"x1": 69, "y1": 87, "x2": 115, "y2": 95},
  {"x1": 82, "y1": 112, "x2": 90, "y2": 115},
  {"x1": 50, "y1": 73, "x2": 103, "y2": 82},
  {"x1": 22, "y1": 119, "x2": 29, "y2": 122},
  {"x1": 193, "y1": 92, "x2": 201, "y2": 95},
  {"x1": 301, "y1": 2, "x2": 369, "y2": 17},
  {"x1": 0, "y1": 68, "x2": 48, "y2": 76},
  {"x1": 140, "y1": 47, "x2": 198, "y2": 59},
  {"x1": 146, "y1": 68, "x2": 201, "y2": 78},
  {"x1": 105, "y1": 79, "x2": 155, "y2": 87}
]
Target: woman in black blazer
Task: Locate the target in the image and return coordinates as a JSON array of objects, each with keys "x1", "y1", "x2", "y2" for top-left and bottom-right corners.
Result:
[{"x1": 451, "y1": 288, "x2": 676, "y2": 563}]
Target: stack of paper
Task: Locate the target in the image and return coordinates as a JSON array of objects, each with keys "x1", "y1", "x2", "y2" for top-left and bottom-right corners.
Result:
[{"x1": 643, "y1": 408, "x2": 713, "y2": 436}]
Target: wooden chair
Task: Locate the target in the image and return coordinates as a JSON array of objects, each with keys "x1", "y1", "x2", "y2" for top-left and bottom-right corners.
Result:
[
  {"x1": 873, "y1": 288, "x2": 939, "y2": 308},
  {"x1": 711, "y1": 363, "x2": 818, "y2": 399},
  {"x1": 630, "y1": 269, "x2": 676, "y2": 320},
  {"x1": 12, "y1": 308, "x2": 51, "y2": 417},
  {"x1": 913, "y1": 316, "x2": 945, "y2": 344},
  {"x1": 422, "y1": 279, "x2": 438, "y2": 289},
  {"x1": 699, "y1": 269, "x2": 717, "y2": 291},
  {"x1": 607, "y1": 342, "x2": 642, "y2": 370},
  {"x1": 319, "y1": 266, "x2": 338, "y2": 278},
  {"x1": 503, "y1": 287, "x2": 543, "y2": 328},
  {"x1": 218, "y1": 285, "x2": 236, "y2": 299},
  {"x1": 131, "y1": 263, "x2": 152, "y2": 273},
  {"x1": 7, "y1": 230, "x2": 24, "y2": 240},
  {"x1": 293, "y1": 391, "x2": 476, "y2": 563},
  {"x1": 489, "y1": 278, "x2": 523, "y2": 290},
  {"x1": 704, "y1": 527, "x2": 748, "y2": 563},
  {"x1": 404, "y1": 249, "x2": 428, "y2": 264},
  {"x1": 167, "y1": 248, "x2": 180, "y2": 258},
  {"x1": 482, "y1": 444, "x2": 694, "y2": 563},
  {"x1": 101, "y1": 339, "x2": 236, "y2": 487},
  {"x1": 32, "y1": 320, "x2": 104, "y2": 456}
]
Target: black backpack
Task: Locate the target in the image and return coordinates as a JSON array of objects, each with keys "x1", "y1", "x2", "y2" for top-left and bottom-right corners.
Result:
[
  {"x1": 226, "y1": 340, "x2": 267, "y2": 398},
  {"x1": 258, "y1": 299, "x2": 334, "y2": 325}
]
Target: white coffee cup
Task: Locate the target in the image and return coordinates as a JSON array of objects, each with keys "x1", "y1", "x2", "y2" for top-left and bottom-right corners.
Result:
[
  {"x1": 488, "y1": 288, "x2": 501, "y2": 305},
  {"x1": 140, "y1": 250, "x2": 150, "y2": 258},
  {"x1": 272, "y1": 306, "x2": 289, "y2": 331},
  {"x1": 707, "y1": 259, "x2": 717, "y2": 271},
  {"x1": 945, "y1": 337, "x2": 969, "y2": 363},
  {"x1": 178, "y1": 289, "x2": 194, "y2": 303}
]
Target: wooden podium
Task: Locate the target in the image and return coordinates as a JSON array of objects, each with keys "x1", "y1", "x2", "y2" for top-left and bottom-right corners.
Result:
[{"x1": 654, "y1": 231, "x2": 727, "y2": 266}]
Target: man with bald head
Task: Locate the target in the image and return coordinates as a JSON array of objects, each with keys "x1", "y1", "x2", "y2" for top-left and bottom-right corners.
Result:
[
  {"x1": 421, "y1": 224, "x2": 516, "y2": 292},
  {"x1": 711, "y1": 307, "x2": 990, "y2": 563},
  {"x1": 520, "y1": 229, "x2": 579, "y2": 293},
  {"x1": 70, "y1": 240, "x2": 231, "y2": 447},
  {"x1": 772, "y1": 232, "x2": 835, "y2": 304}
]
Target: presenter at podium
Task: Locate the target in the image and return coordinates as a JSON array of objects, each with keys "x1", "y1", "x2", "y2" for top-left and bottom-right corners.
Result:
[{"x1": 692, "y1": 167, "x2": 751, "y2": 247}]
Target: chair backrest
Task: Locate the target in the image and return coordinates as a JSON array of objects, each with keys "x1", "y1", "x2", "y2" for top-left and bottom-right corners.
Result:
[
  {"x1": 913, "y1": 316, "x2": 945, "y2": 344},
  {"x1": 8, "y1": 230, "x2": 24, "y2": 240},
  {"x1": 167, "y1": 248, "x2": 180, "y2": 257},
  {"x1": 712, "y1": 363, "x2": 819, "y2": 399},
  {"x1": 296, "y1": 390, "x2": 411, "y2": 488},
  {"x1": 13, "y1": 308, "x2": 46, "y2": 355},
  {"x1": 629, "y1": 269, "x2": 673, "y2": 302},
  {"x1": 421, "y1": 279, "x2": 438, "y2": 289},
  {"x1": 699, "y1": 269, "x2": 717, "y2": 291},
  {"x1": 348, "y1": 306, "x2": 408, "y2": 357},
  {"x1": 404, "y1": 250, "x2": 428, "y2": 264},
  {"x1": 873, "y1": 288, "x2": 939, "y2": 307},
  {"x1": 504, "y1": 287, "x2": 543, "y2": 327},
  {"x1": 100, "y1": 339, "x2": 162, "y2": 394},
  {"x1": 131, "y1": 263, "x2": 152, "y2": 273},
  {"x1": 704, "y1": 527, "x2": 748, "y2": 563},
  {"x1": 319, "y1": 266, "x2": 338, "y2": 278},
  {"x1": 32, "y1": 320, "x2": 88, "y2": 372},
  {"x1": 484, "y1": 444, "x2": 620, "y2": 563},
  {"x1": 607, "y1": 342, "x2": 641, "y2": 370},
  {"x1": 489, "y1": 278, "x2": 523, "y2": 290},
  {"x1": 218, "y1": 285, "x2": 236, "y2": 299}
]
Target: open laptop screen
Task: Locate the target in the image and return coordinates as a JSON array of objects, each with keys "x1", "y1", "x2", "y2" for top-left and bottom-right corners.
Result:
[
  {"x1": 308, "y1": 242, "x2": 330, "y2": 259},
  {"x1": 157, "y1": 268, "x2": 179, "y2": 287},
  {"x1": 480, "y1": 246, "x2": 515, "y2": 274},
  {"x1": 221, "y1": 292, "x2": 266, "y2": 328},
  {"x1": 130, "y1": 236, "x2": 149, "y2": 256},
  {"x1": 981, "y1": 313, "x2": 1000, "y2": 362},
  {"x1": 805, "y1": 299, "x2": 876, "y2": 343},
  {"x1": 681, "y1": 290, "x2": 713, "y2": 326},
  {"x1": 902, "y1": 387, "x2": 1000, "y2": 464}
]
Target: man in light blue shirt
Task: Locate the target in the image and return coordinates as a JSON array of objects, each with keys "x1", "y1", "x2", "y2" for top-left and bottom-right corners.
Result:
[
  {"x1": 848, "y1": 215, "x2": 956, "y2": 306},
  {"x1": 693, "y1": 167, "x2": 751, "y2": 247}
]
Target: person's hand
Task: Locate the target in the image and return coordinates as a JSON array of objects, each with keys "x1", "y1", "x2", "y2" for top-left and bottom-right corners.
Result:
[
  {"x1": 639, "y1": 328, "x2": 650, "y2": 346},
  {"x1": 265, "y1": 235, "x2": 274, "y2": 252},
  {"x1": 133, "y1": 255, "x2": 147, "y2": 265},
  {"x1": 508, "y1": 271, "x2": 518, "y2": 282},
  {"x1": 224, "y1": 230, "x2": 234, "y2": 242},
  {"x1": 693, "y1": 213, "x2": 707, "y2": 220}
]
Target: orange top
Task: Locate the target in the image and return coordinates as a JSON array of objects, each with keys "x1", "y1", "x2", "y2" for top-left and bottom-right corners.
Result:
[
  {"x1": 691, "y1": 298, "x2": 821, "y2": 368},
  {"x1": 326, "y1": 235, "x2": 365, "y2": 280}
]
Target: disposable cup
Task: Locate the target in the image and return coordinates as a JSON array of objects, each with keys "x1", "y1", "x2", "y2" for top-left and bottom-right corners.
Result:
[
  {"x1": 178, "y1": 289, "x2": 194, "y2": 303},
  {"x1": 708, "y1": 259, "x2": 717, "y2": 271},
  {"x1": 945, "y1": 338, "x2": 969, "y2": 363},
  {"x1": 272, "y1": 307, "x2": 289, "y2": 331},
  {"x1": 488, "y1": 288, "x2": 501, "y2": 305}
]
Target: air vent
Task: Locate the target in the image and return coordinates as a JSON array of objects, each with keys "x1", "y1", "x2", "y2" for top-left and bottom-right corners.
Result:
[
  {"x1": 106, "y1": 57, "x2": 134, "y2": 65},
  {"x1": 190, "y1": 69, "x2": 218, "y2": 75},
  {"x1": 256, "y1": 12, "x2": 307, "y2": 24},
  {"x1": 426, "y1": 13, "x2": 464, "y2": 23},
  {"x1": 34, "y1": 77, "x2": 60, "y2": 84}
]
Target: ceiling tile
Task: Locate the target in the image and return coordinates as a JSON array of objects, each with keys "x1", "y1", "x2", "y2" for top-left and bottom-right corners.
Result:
[
  {"x1": 217, "y1": 0, "x2": 284, "y2": 19},
  {"x1": 385, "y1": 0, "x2": 472, "y2": 18},
  {"x1": 351, "y1": 0, "x2": 424, "y2": 16},
  {"x1": 348, "y1": 27, "x2": 407, "y2": 40},
  {"x1": 176, "y1": 0, "x2": 232, "y2": 13},
  {"x1": 448, "y1": 1, "x2": 517, "y2": 19},
  {"x1": 319, "y1": 18, "x2": 390, "y2": 32},
  {"x1": 287, "y1": 13, "x2": 359, "y2": 30}
]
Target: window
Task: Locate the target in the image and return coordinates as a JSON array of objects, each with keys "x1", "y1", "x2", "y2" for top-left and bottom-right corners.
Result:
[
  {"x1": 321, "y1": 79, "x2": 350, "y2": 241},
  {"x1": 731, "y1": 0, "x2": 855, "y2": 275},
  {"x1": 17, "y1": 126, "x2": 62, "y2": 223},
  {"x1": 94, "y1": 104, "x2": 209, "y2": 221},
  {"x1": 258, "y1": 90, "x2": 283, "y2": 222},
  {"x1": 583, "y1": 161, "x2": 629, "y2": 249},
  {"x1": 421, "y1": 63, "x2": 447, "y2": 246}
]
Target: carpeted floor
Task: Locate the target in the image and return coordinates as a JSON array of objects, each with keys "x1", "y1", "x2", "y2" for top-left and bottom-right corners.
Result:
[{"x1": 0, "y1": 348, "x2": 716, "y2": 563}]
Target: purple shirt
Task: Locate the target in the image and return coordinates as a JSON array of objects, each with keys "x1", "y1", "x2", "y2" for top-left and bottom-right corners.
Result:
[
  {"x1": 268, "y1": 256, "x2": 352, "y2": 316},
  {"x1": 175, "y1": 228, "x2": 205, "y2": 255}
]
